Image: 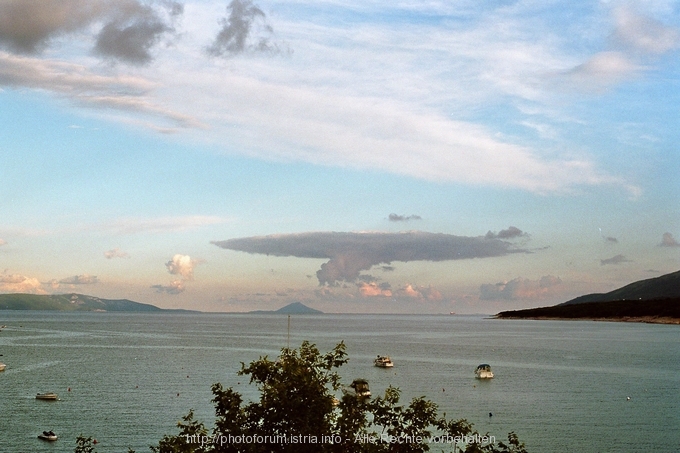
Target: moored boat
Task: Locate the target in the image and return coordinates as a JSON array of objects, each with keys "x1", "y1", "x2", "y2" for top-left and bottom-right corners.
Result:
[
  {"x1": 474, "y1": 364, "x2": 494, "y2": 379},
  {"x1": 0, "y1": 362, "x2": 6, "y2": 371},
  {"x1": 38, "y1": 430, "x2": 58, "y2": 441},
  {"x1": 36, "y1": 392, "x2": 58, "y2": 400},
  {"x1": 374, "y1": 355, "x2": 394, "y2": 368},
  {"x1": 343, "y1": 378, "x2": 371, "y2": 398}
]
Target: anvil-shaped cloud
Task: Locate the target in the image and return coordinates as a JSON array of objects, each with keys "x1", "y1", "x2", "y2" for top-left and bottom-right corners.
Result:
[{"x1": 212, "y1": 230, "x2": 527, "y2": 286}]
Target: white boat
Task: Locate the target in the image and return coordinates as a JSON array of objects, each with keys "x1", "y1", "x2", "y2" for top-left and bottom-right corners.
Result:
[
  {"x1": 374, "y1": 355, "x2": 394, "y2": 368},
  {"x1": 475, "y1": 364, "x2": 494, "y2": 379},
  {"x1": 343, "y1": 378, "x2": 371, "y2": 398},
  {"x1": 36, "y1": 392, "x2": 58, "y2": 401},
  {"x1": 0, "y1": 362, "x2": 6, "y2": 371},
  {"x1": 38, "y1": 431, "x2": 58, "y2": 441}
]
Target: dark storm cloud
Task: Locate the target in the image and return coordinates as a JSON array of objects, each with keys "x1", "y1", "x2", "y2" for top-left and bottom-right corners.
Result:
[
  {"x1": 94, "y1": 2, "x2": 182, "y2": 65},
  {"x1": 212, "y1": 230, "x2": 528, "y2": 286},
  {"x1": 388, "y1": 213, "x2": 422, "y2": 222},
  {"x1": 0, "y1": 0, "x2": 182, "y2": 64},
  {"x1": 485, "y1": 226, "x2": 527, "y2": 239},
  {"x1": 0, "y1": 0, "x2": 103, "y2": 54},
  {"x1": 207, "y1": 0, "x2": 278, "y2": 57}
]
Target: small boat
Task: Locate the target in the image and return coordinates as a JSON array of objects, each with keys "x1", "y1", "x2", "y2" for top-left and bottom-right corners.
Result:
[
  {"x1": 0, "y1": 362, "x2": 6, "y2": 371},
  {"x1": 36, "y1": 392, "x2": 58, "y2": 401},
  {"x1": 343, "y1": 378, "x2": 371, "y2": 398},
  {"x1": 374, "y1": 355, "x2": 394, "y2": 368},
  {"x1": 475, "y1": 364, "x2": 494, "y2": 379},
  {"x1": 38, "y1": 430, "x2": 58, "y2": 441}
]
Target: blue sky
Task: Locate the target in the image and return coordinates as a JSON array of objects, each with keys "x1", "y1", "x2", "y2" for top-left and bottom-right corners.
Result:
[{"x1": 0, "y1": 0, "x2": 678, "y2": 313}]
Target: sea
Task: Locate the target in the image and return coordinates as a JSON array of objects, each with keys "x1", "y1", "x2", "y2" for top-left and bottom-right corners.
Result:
[{"x1": 0, "y1": 312, "x2": 678, "y2": 453}]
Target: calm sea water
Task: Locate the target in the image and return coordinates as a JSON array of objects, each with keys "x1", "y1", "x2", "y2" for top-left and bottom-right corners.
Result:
[{"x1": 0, "y1": 312, "x2": 678, "y2": 453}]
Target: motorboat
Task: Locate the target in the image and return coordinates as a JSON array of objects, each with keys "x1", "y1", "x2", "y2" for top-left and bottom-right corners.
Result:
[
  {"x1": 374, "y1": 355, "x2": 394, "y2": 368},
  {"x1": 38, "y1": 431, "x2": 58, "y2": 441},
  {"x1": 475, "y1": 364, "x2": 494, "y2": 379},
  {"x1": 36, "y1": 392, "x2": 58, "y2": 400},
  {"x1": 343, "y1": 378, "x2": 371, "y2": 398}
]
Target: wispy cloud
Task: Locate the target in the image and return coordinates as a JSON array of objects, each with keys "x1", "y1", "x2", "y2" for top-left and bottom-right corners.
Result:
[
  {"x1": 151, "y1": 280, "x2": 184, "y2": 294},
  {"x1": 561, "y1": 6, "x2": 679, "y2": 91},
  {"x1": 213, "y1": 230, "x2": 528, "y2": 286},
  {"x1": 388, "y1": 213, "x2": 422, "y2": 222},
  {"x1": 95, "y1": 215, "x2": 229, "y2": 235},
  {"x1": 479, "y1": 275, "x2": 562, "y2": 301},
  {"x1": 600, "y1": 254, "x2": 631, "y2": 266},
  {"x1": 59, "y1": 274, "x2": 99, "y2": 285},
  {"x1": 485, "y1": 226, "x2": 527, "y2": 240},
  {"x1": 660, "y1": 232, "x2": 680, "y2": 247},
  {"x1": 104, "y1": 248, "x2": 129, "y2": 259},
  {"x1": 0, "y1": 51, "x2": 203, "y2": 129}
]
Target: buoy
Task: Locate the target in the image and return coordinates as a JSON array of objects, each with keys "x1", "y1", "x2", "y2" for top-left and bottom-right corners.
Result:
[
  {"x1": 67, "y1": 387, "x2": 71, "y2": 392},
  {"x1": 489, "y1": 412, "x2": 493, "y2": 417},
  {"x1": 93, "y1": 439, "x2": 98, "y2": 444}
]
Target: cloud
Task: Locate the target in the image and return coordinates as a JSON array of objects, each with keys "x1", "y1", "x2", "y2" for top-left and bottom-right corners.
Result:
[
  {"x1": 59, "y1": 274, "x2": 99, "y2": 285},
  {"x1": 565, "y1": 51, "x2": 644, "y2": 88},
  {"x1": 95, "y1": 215, "x2": 228, "y2": 235},
  {"x1": 104, "y1": 248, "x2": 129, "y2": 259},
  {"x1": 0, "y1": 52, "x2": 203, "y2": 130},
  {"x1": 212, "y1": 230, "x2": 528, "y2": 286},
  {"x1": 660, "y1": 232, "x2": 680, "y2": 247},
  {"x1": 600, "y1": 254, "x2": 631, "y2": 266},
  {"x1": 151, "y1": 280, "x2": 184, "y2": 294},
  {"x1": 479, "y1": 275, "x2": 562, "y2": 301},
  {"x1": 485, "y1": 226, "x2": 527, "y2": 239},
  {"x1": 0, "y1": 272, "x2": 45, "y2": 293},
  {"x1": 207, "y1": 0, "x2": 281, "y2": 57},
  {"x1": 165, "y1": 254, "x2": 198, "y2": 280},
  {"x1": 388, "y1": 213, "x2": 422, "y2": 222},
  {"x1": 94, "y1": 1, "x2": 182, "y2": 65},
  {"x1": 358, "y1": 281, "x2": 392, "y2": 298},
  {"x1": 611, "y1": 6, "x2": 679, "y2": 55},
  {"x1": 562, "y1": 7, "x2": 679, "y2": 90},
  {"x1": 398, "y1": 284, "x2": 443, "y2": 301},
  {"x1": 0, "y1": 0, "x2": 182, "y2": 64}
]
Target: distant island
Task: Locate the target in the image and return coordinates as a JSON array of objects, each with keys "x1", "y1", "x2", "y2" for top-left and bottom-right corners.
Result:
[
  {"x1": 496, "y1": 270, "x2": 680, "y2": 324},
  {"x1": 0, "y1": 293, "x2": 195, "y2": 313},
  {"x1": 249, "y1": 302, "x2": 322, "y2": 315}
]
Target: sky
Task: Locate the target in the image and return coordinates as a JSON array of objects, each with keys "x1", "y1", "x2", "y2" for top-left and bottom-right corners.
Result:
[{"x1": 0, "y1": 0, "x2": 679, "y2": 314}]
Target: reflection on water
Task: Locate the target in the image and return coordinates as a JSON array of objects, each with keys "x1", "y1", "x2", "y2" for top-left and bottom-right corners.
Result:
[{"x1": 0, "y1": 312, "x2": 678, "y2": 452}]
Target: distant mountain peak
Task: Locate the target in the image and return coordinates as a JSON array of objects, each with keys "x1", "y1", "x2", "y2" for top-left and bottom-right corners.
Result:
[{"x1": 276, "y1": 302, "x2": 322, "y2": 314}]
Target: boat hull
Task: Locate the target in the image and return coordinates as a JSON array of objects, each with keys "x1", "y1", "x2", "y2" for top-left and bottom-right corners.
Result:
[{"x1": 36, "y1": 393, "x2": 58, "y2": 401}]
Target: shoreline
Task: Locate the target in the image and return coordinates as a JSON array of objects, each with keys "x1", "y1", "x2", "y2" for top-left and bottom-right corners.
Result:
[{"x1": 496, "y1": 315, "x2": 680, "y2": 325}]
